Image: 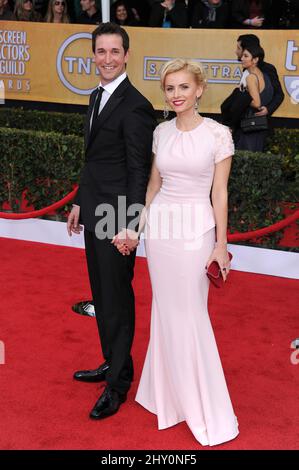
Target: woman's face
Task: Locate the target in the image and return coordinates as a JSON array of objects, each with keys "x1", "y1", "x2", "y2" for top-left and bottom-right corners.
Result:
[
  {"x1": 23, "y1": 0, "x2": 33, "y2": 11},
  {"x1": 53, "y1": 0, "x2": 65, "y2": 14},
  {"x1": 164, "y1": 69, "x2": 203, "y2": 115},
  {"x1": 116, "y1": 5, "x2": 128, "y2": 22},
  {"x1": 241, "y1": 49, "x2": 258, "y2": 69}
]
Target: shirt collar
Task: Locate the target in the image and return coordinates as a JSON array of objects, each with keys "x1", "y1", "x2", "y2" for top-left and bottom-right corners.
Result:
[{"x1": 99, "y1": 72, "x2": 127, "y2": 95}]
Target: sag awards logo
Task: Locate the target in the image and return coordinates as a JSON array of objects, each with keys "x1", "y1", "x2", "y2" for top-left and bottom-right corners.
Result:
[
  {"x1": 0, "y1": 29, "x2": 31, "y2": 94},
  {"x1": 144, "y1": 56, "x2": 243, "y2": 84},
  {"x1": 284, "y1": 40, "x2": 299, "y2": 104},
  {"x1": 56, "y1": 32, "x2": 99, "y2": 95}
]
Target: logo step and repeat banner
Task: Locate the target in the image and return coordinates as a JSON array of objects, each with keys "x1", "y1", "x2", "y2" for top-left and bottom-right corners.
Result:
[{"x1": 0, "y1": 22, "x2": 298, "y2": 117}]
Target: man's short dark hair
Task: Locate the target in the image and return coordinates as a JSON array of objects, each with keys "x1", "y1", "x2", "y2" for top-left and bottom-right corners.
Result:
[
  {"x1": 238, "y1": 34, "x2": 260, "y2": 50},
  {"x1": 92, "y1": 22, "x2": 130, "y2": 54}
]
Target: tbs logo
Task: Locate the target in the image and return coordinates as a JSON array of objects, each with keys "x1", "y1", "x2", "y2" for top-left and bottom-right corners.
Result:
[{"x1": 284, "y1": 40, "x2": 299, "y2": 104}]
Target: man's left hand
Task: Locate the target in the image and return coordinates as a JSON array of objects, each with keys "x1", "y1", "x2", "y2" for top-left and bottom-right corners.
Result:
[
  {"x1": 112, "y1": 229, "x2": 139, "y2": 255},
  {"x1": 255, "y1": 106, "x2": 268, "y2": 116}
]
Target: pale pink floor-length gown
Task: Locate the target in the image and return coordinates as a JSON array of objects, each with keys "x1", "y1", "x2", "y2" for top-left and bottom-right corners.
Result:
[{"x1": 135, "y1": 117, "x2": 239, "y2": 446}]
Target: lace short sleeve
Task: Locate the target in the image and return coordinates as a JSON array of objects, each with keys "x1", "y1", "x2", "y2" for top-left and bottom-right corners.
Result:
[{"x1": 214, "y1": 125, "x2": 234, "y2": 164}]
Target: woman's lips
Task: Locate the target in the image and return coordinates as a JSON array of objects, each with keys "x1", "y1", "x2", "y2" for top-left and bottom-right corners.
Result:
[{"x1": 172, "y1": 100, "x2": 185, "y2": 106}]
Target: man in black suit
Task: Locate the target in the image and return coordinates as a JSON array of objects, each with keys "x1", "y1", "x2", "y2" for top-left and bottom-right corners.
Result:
[
  {"x1": 67, "y1": 22, "x2": 156, "y2": 420},
  {"x1": 236, "y1": 34, "x2": 284, "y2": 117}
]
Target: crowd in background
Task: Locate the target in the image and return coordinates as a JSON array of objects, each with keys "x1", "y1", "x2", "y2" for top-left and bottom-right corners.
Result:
[{"x1": 0, "y1": 0, "x2": 298, "y2": 29}]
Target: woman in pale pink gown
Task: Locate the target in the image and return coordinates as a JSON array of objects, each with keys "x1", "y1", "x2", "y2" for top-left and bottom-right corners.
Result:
[{"x1": 119, "y1": 58, "x2": 239, "y2": 446}]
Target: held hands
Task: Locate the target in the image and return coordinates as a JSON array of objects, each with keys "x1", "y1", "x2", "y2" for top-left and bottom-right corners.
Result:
[
  {"x1": 205, "y1": 245, "x2": 231, "y2": 282},
  {"x1": 67, "y1": 205, "x2": 83, "y2": 236},
  {"x1": 112, "y1": 228, "x2": 139, "y2": 256}
]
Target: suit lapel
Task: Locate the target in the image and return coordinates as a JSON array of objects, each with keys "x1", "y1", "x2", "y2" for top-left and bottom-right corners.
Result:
[
  {"x1": 87, "y1": 77, "x2": 130, "y2": 147},
  {"x1": 85, "y1": 89, "x2": 97, "y2": 146}
]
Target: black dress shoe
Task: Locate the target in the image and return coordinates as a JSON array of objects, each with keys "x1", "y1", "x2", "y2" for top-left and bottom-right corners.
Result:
[
  {"x1": 72, "y1": 300, "x2": 95, "y2": 317},
  {"x1": 73, "y1": 362, "x2": 109, "y2": 382},
  {"x1": 90, "y1": 386, "x2": 127, "y2": 420}
]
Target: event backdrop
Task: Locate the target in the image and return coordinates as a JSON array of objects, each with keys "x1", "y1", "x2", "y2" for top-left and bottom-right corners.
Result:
[{"x1": 0, "y1": 21, "x2": 298, "y2": 117}]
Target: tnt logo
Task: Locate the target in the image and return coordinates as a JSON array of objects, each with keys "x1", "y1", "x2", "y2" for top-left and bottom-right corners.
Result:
[
  {"x1": 56, "y1": 32, "x2": 99, "y2": 95},
  {"x1": 284, "y1": 40, "x2": 299, "y2": 104},
  {"x1": 0, "y1": 340, "x2": 5, "y2": 365}
]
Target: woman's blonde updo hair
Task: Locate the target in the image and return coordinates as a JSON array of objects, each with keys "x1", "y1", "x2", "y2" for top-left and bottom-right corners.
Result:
[{"x1": 160, "y1": 58, "x2": 207, "y2": 91}]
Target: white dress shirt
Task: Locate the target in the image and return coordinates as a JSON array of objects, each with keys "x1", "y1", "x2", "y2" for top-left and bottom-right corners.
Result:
[
  {"x1": 239, "y1": 69, "x2": 249, "y2": 91},
  {"x1": 91, "y1": 72, "x2": 127, "y2": 127}
]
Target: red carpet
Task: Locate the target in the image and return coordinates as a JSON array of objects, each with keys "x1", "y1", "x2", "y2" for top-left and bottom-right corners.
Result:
[{"x1": 0, "y1": 237, "x2": 298, "y2": 450}]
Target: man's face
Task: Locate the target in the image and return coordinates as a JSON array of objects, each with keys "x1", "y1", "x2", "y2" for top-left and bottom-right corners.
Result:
[
  {"x1": 235, "y1": 41, "x2": 243, "y2": 61},
  {"x1": 94, "y1": 34, "x2": 129, "y2": 86},
  {"x1": 80, "y1": 0, "x2": 94, "y2": 12}
]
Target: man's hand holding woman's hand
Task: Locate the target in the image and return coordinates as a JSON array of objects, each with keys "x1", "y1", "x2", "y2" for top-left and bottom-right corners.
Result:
[{"x1": 112, "y1": 229, "x2": 139, "y2": 256}]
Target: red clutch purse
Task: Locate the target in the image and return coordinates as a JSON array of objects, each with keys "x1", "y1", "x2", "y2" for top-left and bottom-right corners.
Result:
[{"x1": 206, "y1": 252, "x2": 233, "y2": 288}]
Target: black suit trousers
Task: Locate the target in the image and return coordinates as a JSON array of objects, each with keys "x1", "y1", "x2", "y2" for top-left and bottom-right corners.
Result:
[{"x1": 84, "y1": 229, "x2": 136, "y2": 394}]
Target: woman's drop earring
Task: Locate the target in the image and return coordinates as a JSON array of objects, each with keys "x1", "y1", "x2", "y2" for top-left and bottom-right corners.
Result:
[{"x1": 195, "y1": 97, "x2": 199, "y2": 113}]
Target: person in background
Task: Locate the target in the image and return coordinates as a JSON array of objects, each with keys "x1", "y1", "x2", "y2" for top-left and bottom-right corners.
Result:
[
  {"x1": 111, "y1": 0, "x2": 140, "y2": 26},
  {"x1": 0, "y1": 0, "x2": 14, "y2": 19},
  {"x1": 76, "y1": 0, "x2": 101, "y2": 25},
  {"x1": 235, "y1": 43, "x2": 273, "y2": 151},
  {"x1": 34, "y1": 0, "x2": 48, "y2": 16},
  {"x1": 231, "y1": 0, "x2": 272, "y2": 28},
  {"x1": 125, "y1": 0, "x2": 151, "y2": 25},
  {"x1": 236, "y1": 34, "x2": 284, "y2": 119},
  {"x1": 149, "y1": 0, "x2": 188, "y2": 28},
  {"x1": 45, "y1": 0, "x2": 70, "y2": 23},
  {"x1": 272, "y1": 0, "x2": 299, "y2": 29},
  {"x1": 191, "y1": 0, "x2": 230, "y2": 28},
  {"x1": 14, "y1": 0, "x2": 43, "y2": 21}
]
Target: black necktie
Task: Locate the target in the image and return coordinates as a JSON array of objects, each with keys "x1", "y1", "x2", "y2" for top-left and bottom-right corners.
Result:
[{"x1": 91, "y1": 86, "x2": 104, "y2": 131}]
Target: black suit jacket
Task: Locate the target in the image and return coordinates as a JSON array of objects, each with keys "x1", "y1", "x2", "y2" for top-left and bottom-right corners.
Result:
[
  {"x1": 191, "y1": 2, "x2": 230, "y2": 28},
  {"x1": 74, "y1": 77, "x2": 156, "y2": 233},
  {"x1": 259, "y1": 61, "x2": 284, "y2": 115},
  {"x1": 148, "y1": 1, "x2": 188, "y2": 27}
]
